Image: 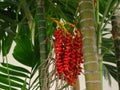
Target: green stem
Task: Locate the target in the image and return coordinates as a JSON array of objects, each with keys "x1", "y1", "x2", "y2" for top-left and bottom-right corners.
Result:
[
  {"x1": 102, "y1": 45, "x2": 113, "y2": 57},
  {"x1": 96, "y1": 1, "x2": 103, "y2": 90},
  {"x1": 99, "y1": 0, "x2": 112, "y2": 30},
  {"x1": 101, "y1": 2, "x2": 119, "y2": 31},
  {"x1": 5, "y1": 56, "x2": 11, "y2": 90}
]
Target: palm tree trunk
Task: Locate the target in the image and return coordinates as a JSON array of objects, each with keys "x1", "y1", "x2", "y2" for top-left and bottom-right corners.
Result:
[
  {"x1": 73, "y1": 79, "x2": 80, "y2": 90},
  {"x1": 36, "y1": 0, "x2": 48, "y2": 90},
  {"x1": 79, "y1": 0, "x2": 102, "y2": 90},
  {"x1": 111, "y1": 5, "x2": 120, "y2": 90}
]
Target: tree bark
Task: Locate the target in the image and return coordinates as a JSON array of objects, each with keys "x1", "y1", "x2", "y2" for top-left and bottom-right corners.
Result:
[
  {"x1": 73, "y1": 79, "x2": 80, "y2": 90},
  {"x1": 79, "y1": 0, "x2": 102, "y2": 90},
  {"x1": 36, "y1": 0, "x2": 48, "y2": 90},
  {"x1": 111, "y1": 5, "x2": 120, "y2": 90}
]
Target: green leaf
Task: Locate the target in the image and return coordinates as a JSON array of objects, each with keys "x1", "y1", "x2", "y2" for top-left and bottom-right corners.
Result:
[
  {"x1": 30, "y1": 75, "x2": 39, "y2": 89},
  {"x1": 13, "y1": 36, "x2": 35, "y2": 67},
  {"x1": 0, "y1": 73, "x2": 27, "y2": 85},
  {"x1": 21, "y1": 78, "x2": 27, "y2": 90},
  {"x1": 0, "y1": 31, "x2": 5, "y2": 41},
  {"x1": 0, "y1": 2, "x2": 10, "y2": 9},
  {"x1": 104, "y1": 64, "x2": 117, "y2": 81},
  {"x1": 102, "y1": 37, "x2": 116, "y2": 64},
  {"x1": 0, "y1": 41, "x2": 1, "y2": 53},
  {"x1": 103, "y1": 54, "x2": 116, "y2": 64},
  {"x1": 46, "y1": 0, "x2": 78, "y2": 22},
  {"x1": 2, "y1": 35, "x2": 13, "y2": 56},
  {"x1": 0, "y1": 62, "x2": 29, "y2": 90},
  {"x1": 0, "y1": 66, "x2": 29, "y2": 78},
  {"x1": 0, "y1": 76, "x2": 23, "y2": 88},
  {"x1": 46, "y1": 21, "x2": 55, "y2": 37},
  {"x1": 0, "y1": 10, "x2": 16, "y2": 23},
  {"x1": 1, "y1": 63, "x2": 30, "y2": 74},
  {"x1": 31, "y1": 81, "x2": 40, "y2": 90},
  {"x1": 102, "y1": 38, "x2": 114, "y2": 47},
  {"x1": 103, "y1": 64, "x2": 112, "y2": 86},
  {"x1": 0, "y1": 84, "x2": 17, "y2": 90},
  {"x1": 99, "y1": 0, "x2": 117, "y2": 15}
]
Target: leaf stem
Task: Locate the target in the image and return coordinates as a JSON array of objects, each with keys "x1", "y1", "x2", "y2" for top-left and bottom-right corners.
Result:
[
  {"x1": 99, "y1": 0, "x2": 113, "y2": 30},
  {"x1": 5, "y1": 55, "x2": 11, "y2": 90}
]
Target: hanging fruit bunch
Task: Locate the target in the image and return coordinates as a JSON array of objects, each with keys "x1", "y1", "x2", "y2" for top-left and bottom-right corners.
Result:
[{"x1": 52, "y1": 18, "x2": 83, "y2": 86}]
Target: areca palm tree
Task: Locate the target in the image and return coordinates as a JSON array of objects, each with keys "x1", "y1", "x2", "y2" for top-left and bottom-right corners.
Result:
[
  {"x1": 0, "y1": 0, "x2": 80, "y2": 89},
  {"x1": 79, "y1": 0, "x2": 101, "y2": 90},
  {"x1": 35, "y1": 0, "x2": 48, "y2": 89},
  {"x1": 0, "y1": 0, "x2": 119, "y2": 90}
]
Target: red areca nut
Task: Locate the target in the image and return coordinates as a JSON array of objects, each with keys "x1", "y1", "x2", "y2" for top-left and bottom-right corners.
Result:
[{"x1": 54, "y1": 27, "x2": 83, "y2": 86}]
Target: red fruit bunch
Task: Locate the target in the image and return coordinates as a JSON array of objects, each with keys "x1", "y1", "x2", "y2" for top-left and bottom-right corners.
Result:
[
  {"x1": 54, "y1": 29, "x2": 64, "y2": 76},
  {"x1": 54, "y1": 27, "x2": 83, "y2": 86},
  {"x1": 94, "y1": 0, "x2": 96, "y2": 6}
]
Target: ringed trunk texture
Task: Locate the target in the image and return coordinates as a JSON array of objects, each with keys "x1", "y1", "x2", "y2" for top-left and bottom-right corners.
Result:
[
  {"x1": 73, "y1": 79, "x2": 80, "y2": 90},
  {"x1": 70, "y1": 79, "x2": 80, "y2": 90},
  {"x1": 79, "y1": 1, "x2": 102, "y2": 90},
  {"x1": 36, "y1": 0, "x2": 48, "y2": 90},
  {"x1": 111, "y1": 5, "x2": 120, "y2": 89}
]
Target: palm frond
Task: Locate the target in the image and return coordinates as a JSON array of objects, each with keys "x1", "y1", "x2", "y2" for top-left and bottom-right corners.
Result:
[{"x1": 0, "y1": 62, "x2": 30, "y2": 90}]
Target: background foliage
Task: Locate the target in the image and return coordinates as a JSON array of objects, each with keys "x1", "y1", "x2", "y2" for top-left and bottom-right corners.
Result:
[{"x1": 0, "y1": 0, "x2": 119, "y2": 90}]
